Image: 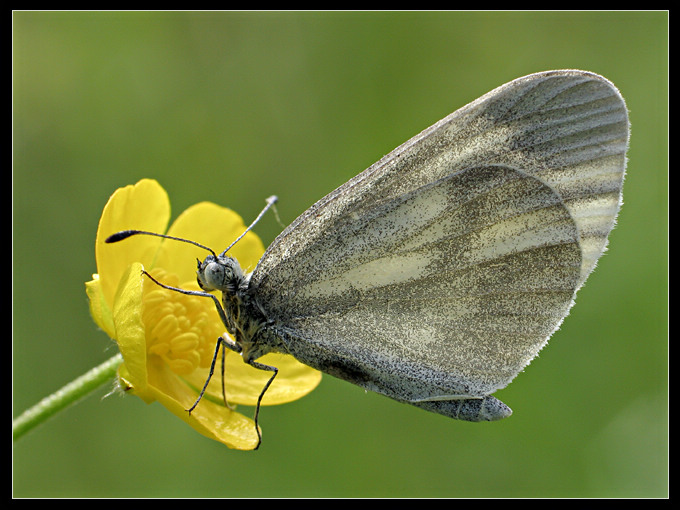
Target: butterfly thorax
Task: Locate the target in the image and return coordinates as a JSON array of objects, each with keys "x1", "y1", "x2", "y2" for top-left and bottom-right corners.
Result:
[{"x1": 196, "y1": 254, "x2": 286, "y2": 363}]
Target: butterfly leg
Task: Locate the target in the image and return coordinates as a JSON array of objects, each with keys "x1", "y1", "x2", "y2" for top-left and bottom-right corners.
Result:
[
  {"x1": 187, "y1": 334, "x2": 242, "y2": 414},
  {"x1": 245, "y1": 358, "x2": 279, "y2": 450}
]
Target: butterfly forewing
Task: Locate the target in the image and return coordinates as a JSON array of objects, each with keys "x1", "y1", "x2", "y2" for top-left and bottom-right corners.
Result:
[{"x1": 248, "y1": 70, "x2": 628, "y2": 406}]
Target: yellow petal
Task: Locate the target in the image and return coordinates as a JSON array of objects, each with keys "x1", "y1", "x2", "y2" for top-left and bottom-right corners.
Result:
[
  {"x1": 156, "y1": 202, "x2": 264, "y2": 282},
  {"x1": 145, "y1": 358, "x2": 260, "y2": 450},
  {"x1": 112, "y1": 262, "x2": 149, "y2": 396},
  {"x1": 117, "y1": 362, "x2": 155, "y2": 404},
  {"x1": 256, "y1": 354, "x2": 322, "y2": 406},
  {"x1": 96, "y1": 179, "x2": 170, "y2": 307},
  {"x1": 85, "y1": 274, "x2": 115, "y2": 339},
  {"x1": 183, "y1": 352, "x2": 322, "y2": 407}
]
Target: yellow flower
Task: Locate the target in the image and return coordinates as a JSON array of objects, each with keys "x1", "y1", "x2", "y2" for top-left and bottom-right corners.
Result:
[{"x1": 85, "y1": 179, "x2": 321, "y2": 450}]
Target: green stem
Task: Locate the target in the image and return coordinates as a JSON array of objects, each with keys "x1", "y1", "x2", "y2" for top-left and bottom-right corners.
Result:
[{"x1": 13, "y1": 353, "x2": 123, "y2": 441}]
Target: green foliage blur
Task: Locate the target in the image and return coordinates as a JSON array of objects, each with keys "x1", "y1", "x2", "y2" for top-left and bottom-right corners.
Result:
[{"x1": 13, "y1": 11, "x2": 667, "y2": 497}]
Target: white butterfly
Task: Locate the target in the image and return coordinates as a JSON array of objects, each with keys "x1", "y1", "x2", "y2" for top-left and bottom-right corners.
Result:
[{"x1": 109, "y1": 69, "x2": 629, "y2": 448}]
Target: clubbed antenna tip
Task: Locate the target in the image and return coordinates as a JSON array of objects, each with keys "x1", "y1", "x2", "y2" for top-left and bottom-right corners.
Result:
[{"x1": 105, "y1": 230, "x2": 140, "y2": 243}]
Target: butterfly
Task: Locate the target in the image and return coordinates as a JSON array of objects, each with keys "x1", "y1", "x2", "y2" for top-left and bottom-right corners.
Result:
[{"x1": 108, "y1": 70, "x2": 629, "y2": 448}]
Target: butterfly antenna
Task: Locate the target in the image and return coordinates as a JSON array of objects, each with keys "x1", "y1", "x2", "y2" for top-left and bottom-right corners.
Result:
[
  {"x1": 220, "y1": 195, "x2": 278, "y2": 256},
  {"x1": 105, "y1": 230, "x2": 217, "y2": 258}
]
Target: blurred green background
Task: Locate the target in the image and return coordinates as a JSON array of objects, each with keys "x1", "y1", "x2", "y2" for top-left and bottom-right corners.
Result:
[{"x1": 13, "y1": 11, "x2": 667, "y2": 497}]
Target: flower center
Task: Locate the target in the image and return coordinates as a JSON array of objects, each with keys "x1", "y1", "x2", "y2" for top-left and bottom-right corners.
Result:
[{"x1": 142, "y1": 268, "x2": 225, "y2": 376}]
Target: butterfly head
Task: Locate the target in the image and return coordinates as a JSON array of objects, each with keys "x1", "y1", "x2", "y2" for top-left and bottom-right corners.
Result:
[{"x1": 197, "y1": 254, "x2": 245, "y2": 295}]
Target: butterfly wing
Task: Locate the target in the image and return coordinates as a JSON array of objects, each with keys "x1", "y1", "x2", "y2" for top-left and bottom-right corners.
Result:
[{"x1": 249, "y1": 70, "x2": 629, "y2": 407}]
